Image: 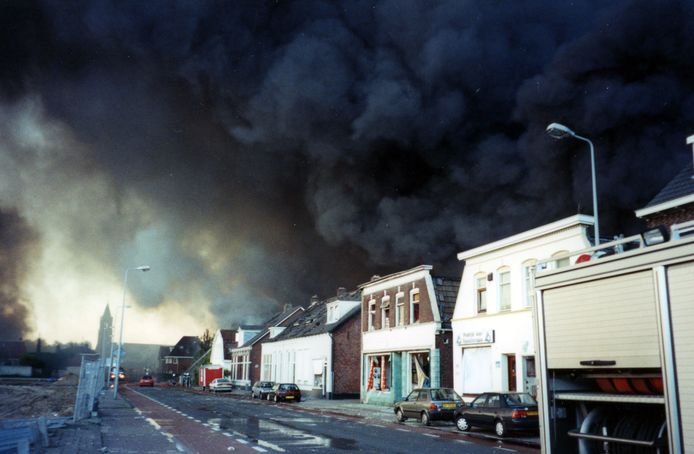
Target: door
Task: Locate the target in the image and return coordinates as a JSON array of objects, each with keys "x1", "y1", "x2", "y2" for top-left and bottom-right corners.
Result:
[
  {"x1": 480, "y1": 393, "x2": 501, "y2": 427},
  {"x1": 506, "y1": 355, "x2": 517, "y2": 391},
  {"x1": 466, "y1": 394, "x2": 488, "y2": 425},
  {"x1": 401, "y1": 390, "x2": 419, "y2": 417}
]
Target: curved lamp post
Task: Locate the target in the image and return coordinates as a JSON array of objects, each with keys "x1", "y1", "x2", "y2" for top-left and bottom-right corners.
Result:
[
  {"x1": 546, "y1": 122, "x2": 600, "y2": 246},
  {"x1": 113, "y1": 265, "x2": 150, "y2": 398}
]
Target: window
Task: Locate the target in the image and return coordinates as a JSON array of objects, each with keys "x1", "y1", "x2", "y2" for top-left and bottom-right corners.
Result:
[
  {"x1": 381, "y1": 296, "x2": 391, "y2": 329},
  {"x1": 552, "y1": 251, "x2": 570, "y2": 268},
  {"x1": 523, "y1": 260, "x2": 536, "y2": 307},
  {"x1": 410, "y1": 289, "x2": 420, "y2": 323},
  {"x1": 476, "y1": 275, "x2": 487, "y2": 313},
  {"x1": 395, "y1": 293, "x2": 405, "y2": 326},
  {"x1": 368, "y1": 298, "x2": 376, "y2": 331},
  {"x1": 499, "y1": 268, "x2": 511, "y2": 311},
  {"x1": 366, "y1": 355, "x2": 391, "y2": 391}
]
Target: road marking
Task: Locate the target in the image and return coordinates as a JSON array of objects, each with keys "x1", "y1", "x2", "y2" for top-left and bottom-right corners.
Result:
[
  {"x1": 146, "y1": 418, "x2": 162, "y2": 430},
  {"x1": 194, "y1": 419, "x2": 201, "y2": 423},
  {"x1": 258, "y1": 439, "x2": 285, "y2": 452},
  {"x1": 396, "y1": 428, "x2": 410, "y2": 432},
  {"x1": 422, "y1": 433, "x2": 439, "y2": 438},
  {"x1": 494, "y1": 448, "x2": 516, "y2": 452},
  {"x1": 236, "y1": 439, "x2": 249, "y2": 444},
  {"x1": 223, "y1": 432, "x2": 233, "y2": 437},
  {"x1": 252, "y1": 447, "x2": 268, "y2": 452},
  {"x1": 227, "y1": 447, "x2": 236, "y2": 451},
  {"x1": 456, "y1": 439, "x2": 472, "y2": 444}
]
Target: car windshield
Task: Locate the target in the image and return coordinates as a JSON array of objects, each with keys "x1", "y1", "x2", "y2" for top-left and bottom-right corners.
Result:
[
  {"x1": 261, "y1": 382, "x2": 273, "y2": 387},
  {"x1": 217, "y1": 379, "x2": 230, "y2": 383},
  {"x1": 142, "y1": 375, "x2": 152, "y2": 380},
  {"x1": 505, "y1": 393, "x2": 536, "y2": 406},
  {"x1": 431, "y1": 388, "x2": 462, "y2": 401},
  {"x1": 281, "y1": 384, "x2": 298, "y2": 390}
]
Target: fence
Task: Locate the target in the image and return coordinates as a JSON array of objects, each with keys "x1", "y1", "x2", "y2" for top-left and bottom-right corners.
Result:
[{"x1": 73, "y1": 355, "x2": 106, "y2": 422}]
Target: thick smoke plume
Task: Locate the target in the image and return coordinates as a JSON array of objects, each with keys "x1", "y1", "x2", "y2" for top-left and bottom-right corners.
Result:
[{"x1": 1, "y1": 0, "x2": 693, "y2": 341}]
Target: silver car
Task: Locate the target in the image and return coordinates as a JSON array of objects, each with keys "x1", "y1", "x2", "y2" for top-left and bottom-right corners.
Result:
[
  {"x1": 209, "y1": 378, "x2": 233, "y2": 393},
  {"x1": 251, "y1": 381, "x2": 275, "y2": 399}
]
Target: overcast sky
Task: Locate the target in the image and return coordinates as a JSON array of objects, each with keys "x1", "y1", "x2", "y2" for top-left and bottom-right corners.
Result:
[{"x1": 1, "y1": 0, "x2": 693, "y2": 346}]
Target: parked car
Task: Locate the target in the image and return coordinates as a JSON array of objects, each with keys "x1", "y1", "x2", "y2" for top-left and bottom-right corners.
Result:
[
  {"x1": 454, "y1": 392, "x2": 539, "y2": 437},
  {"x1": 267, "y1": 383, "x2": 301, "y2": 402},
  {"x1": 208, "y1": 378, "x2": 233, "y2": 393},
  {"x1": 138, "y1": 374, "x2": 155, "y2": 387},
  {"x1": 394, "y1": 388, "x2": 465, "y2": 426},
  {"x1": 251, "y1": 381, "x2": 275, "y2": 399}
]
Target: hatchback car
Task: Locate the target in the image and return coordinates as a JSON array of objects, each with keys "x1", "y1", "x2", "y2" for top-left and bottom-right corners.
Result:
[
  {"x1": 209, "y1": 378, "x2": 234, "y2": 393},
  {"x1": 267, "y1": 383, "x2": 301, "y2": 402},
  {"x1": 251, "y1": 381, "x2": 275, "y2": 400},
  {"x1": 455, "y1": 392, "x2": 539, "y2": 437},
  {"x1": 394, "y1": 388, "x2": 465, "y2": 426},
  {"x1": 138, "y1": 374, "x2": 154, "y2": 387}
]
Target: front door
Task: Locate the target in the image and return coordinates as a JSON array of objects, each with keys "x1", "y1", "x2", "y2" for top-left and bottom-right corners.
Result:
[{"x1": 506, "y1": 354, "x2": 517, "y2": 391}]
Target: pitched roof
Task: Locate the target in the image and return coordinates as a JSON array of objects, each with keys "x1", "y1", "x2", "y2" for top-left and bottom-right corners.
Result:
[
  {"x1": 267, "y1": 290, "x2": 361, "y2": 342},
  {"x1": 432, "y1": 276, "x2": 460, "y2": 328},
  {"x1": 168, "y1": 336, "x2": 201, "y2": 357},
  {"x1": 636, "y1": 165, "x2": 694, "y2": 217},
  {"x1": 242, "y1": 306, "x2": 306, "y2": 347}
]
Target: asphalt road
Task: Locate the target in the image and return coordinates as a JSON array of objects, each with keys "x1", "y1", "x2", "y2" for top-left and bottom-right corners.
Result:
[{"x1": 127, "y1": 386, "x2": 539, "y2": 454}]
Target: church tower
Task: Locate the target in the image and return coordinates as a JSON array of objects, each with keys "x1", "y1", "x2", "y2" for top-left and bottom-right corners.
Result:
[{"x1": 95, "y1": 305, "x2": 113, "y2": 360}]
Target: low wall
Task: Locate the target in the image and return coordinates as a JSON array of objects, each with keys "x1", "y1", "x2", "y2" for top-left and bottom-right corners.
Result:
[{"x1": 0, "y1": 366, "x2": 32, "y2": 377}]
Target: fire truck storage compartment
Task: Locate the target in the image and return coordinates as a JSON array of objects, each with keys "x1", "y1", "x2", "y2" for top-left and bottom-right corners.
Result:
[
  {"x1": 535, "y1": 238, "x2": 694, "y2": 454},
  {"x1": 542, "y1": 270, "x2": 661, "y2": 370}
]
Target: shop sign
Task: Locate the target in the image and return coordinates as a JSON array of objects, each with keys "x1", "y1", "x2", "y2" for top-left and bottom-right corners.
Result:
[{"x1": 457, "y1": 329, "x2": 495, "y2": 346}]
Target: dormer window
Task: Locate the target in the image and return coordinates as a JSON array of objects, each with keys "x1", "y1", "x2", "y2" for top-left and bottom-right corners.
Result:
[
  {"x1": 381, "y1": 296, "x2": 391, "y2": 329},
  {"x1": 327, "y1": 303, "x2": 340, "y2": 324},
  {"x1": 410, "y1": 289, "x2": 420, "y2": 324}
]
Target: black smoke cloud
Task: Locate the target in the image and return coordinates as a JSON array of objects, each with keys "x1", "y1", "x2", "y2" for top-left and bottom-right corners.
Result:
[
  {"x1": 0, "y1": 209, "x2": 38, "y2": 340},
  {"x1": 1, "y1": 0, "x2": 693, "y2": 339}
]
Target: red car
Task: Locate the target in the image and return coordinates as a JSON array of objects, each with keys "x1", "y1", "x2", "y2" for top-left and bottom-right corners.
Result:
[
  {"x1": 139, "y1": 374, "x2": 155, "y2": 387},
  {"x1": 268, "y1": 383, "x2": 301, "y2": 402}
]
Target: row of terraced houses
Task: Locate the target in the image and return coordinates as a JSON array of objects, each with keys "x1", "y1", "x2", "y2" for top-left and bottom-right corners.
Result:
[{"x1": 199, "y1": 150, "x2": 694, "y2": 405}]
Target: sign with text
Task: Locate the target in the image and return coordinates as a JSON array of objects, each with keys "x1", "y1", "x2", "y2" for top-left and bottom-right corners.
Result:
[{"x1": 457, "y1": 329, "x2": 495, "y2": 346}]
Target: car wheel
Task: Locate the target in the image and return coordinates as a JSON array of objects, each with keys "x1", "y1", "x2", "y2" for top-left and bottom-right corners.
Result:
[
  {"x1": 274, "y1": 394, "x2": 279, "y2": 403},
  {"x1": 421, "y1": 412, "x2": 430, "y2": 426},
  {"x1": 296, "y1": 397, "x2": 301, "y2": 403},
  {"x1": 495, "y1": 420, "x2": 506, "y2": 437},
  {"x1": 395, "y1": 408, "x2": 406, "y2": 423},
  {"x1": 455, "y1": 415, "x2": 471, "y2": 432}
]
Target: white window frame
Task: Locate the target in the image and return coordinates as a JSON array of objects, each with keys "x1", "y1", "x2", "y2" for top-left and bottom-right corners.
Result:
[
  {"x1": 475, "y1": 274, "x2": 487, "y2": 313},
  {"x1": 498, "y1": 267, "x2": 511, "y2": 311},
  {"x1": 381, "y1": 295, "x2": 391, "y2": 329},
  {"x1": 395, "y1": 292, "x2": 405, "y2": 326},
  {"x1": 409, "y1": 288, "x2": 420, "y2": 324},
  {"x1": 523, "y1": 259, "x2": 537, "y2": 308},
  {"x1": 368, "y1": 298, "x2": 376, "y2": 331}
]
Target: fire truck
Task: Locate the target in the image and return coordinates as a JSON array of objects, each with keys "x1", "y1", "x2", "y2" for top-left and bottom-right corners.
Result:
[{"x1": 533, "y1": 221, "x2": 694, "y2": 453}]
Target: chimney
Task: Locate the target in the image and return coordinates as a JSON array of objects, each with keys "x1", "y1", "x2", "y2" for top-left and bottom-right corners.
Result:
[
  {"x1": 310, "y1": 295, "x2": 320, "y2": 306},
  {"x1": 283, "y1": 303, "x2": 293, "y2": 313},
  {"x1": 336, "y1": 287, "x2": 346, "y2": 297},
  {"x1": 370, "y1": 275, "x2": 381, "y2": 282}
]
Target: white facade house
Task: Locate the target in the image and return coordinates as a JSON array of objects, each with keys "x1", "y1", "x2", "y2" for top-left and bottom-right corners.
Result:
[
  {"x1": 209, "y1": 329, "x2": 236, "y2": 371},
  {"x1": 261, "y1": 292, "x2": 361, "y2": 398},
  {"x1": 452, "y1": 215, "x2": 594, "y2": 399}
]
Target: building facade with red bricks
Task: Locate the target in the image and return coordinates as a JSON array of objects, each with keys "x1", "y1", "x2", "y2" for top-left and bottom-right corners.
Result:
[{"x1": 359, "y1": 266, "x2": 458, "y2": 406}]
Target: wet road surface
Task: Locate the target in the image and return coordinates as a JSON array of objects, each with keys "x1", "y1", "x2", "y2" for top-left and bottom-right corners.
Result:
[{"x1": 125, "y1": 386, "x2": 539, "y2": 453}]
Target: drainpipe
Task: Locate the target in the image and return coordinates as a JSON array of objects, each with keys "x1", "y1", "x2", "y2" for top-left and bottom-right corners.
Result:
[{"x1": 327, "y1": 333, "x2": 334, "y2": 399}]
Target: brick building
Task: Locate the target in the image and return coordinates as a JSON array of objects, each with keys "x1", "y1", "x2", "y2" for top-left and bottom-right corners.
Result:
[
  {"x1": 360, "y1": 266, "x2": 459, "y2": 405},
  {"x1": 635, "y1": 134, "x2": 694, "y2": 229}
]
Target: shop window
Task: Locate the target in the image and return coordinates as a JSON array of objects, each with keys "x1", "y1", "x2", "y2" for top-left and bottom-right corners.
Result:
[
  {"x1": 395, "y1": 292, "x2": 405, "y2": 326},
  {"x1": 411, "y1": 352, "x2": 430, "y2": 388},
  {"x1": 410, "y1": 289, "x2": 420, "y2": 323},
  {"x1": 381, "y1": 295, "x2": 391, "y2": 329},
  {"x1": 368, "y1": 298, "x2": 376, "y2": 331},
  {"x1": 498, "y1": 268, "x2": 511, "y2": 311},
  {"x1": 475, "y1": 274, "x2": 487, "y2": 313},
  {"x1": 367, "y1": 355, "x2": 391, "y2": 391}
]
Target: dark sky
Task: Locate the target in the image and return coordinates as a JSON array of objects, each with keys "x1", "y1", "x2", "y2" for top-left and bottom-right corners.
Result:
[{"x1": 1, "y1": 0, "x2": 693, "y2": 343}]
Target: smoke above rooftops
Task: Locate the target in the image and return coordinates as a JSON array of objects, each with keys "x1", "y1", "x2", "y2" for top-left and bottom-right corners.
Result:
[{"x1": 1, "y1": 0, "x2": 693, "y2": 341}]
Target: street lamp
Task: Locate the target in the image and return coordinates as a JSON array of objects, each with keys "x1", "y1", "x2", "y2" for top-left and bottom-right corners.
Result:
[
  {"x1": 113, "y1": 265, "x2": 150, "y2": 398},
  {"x1": 546, "y1": 122, "x2": 600, "y2": 246}
]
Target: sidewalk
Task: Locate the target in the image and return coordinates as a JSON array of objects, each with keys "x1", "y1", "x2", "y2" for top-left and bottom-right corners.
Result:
[{"x1": 46, "y1": 390, "x2": 185, "y2": 453}]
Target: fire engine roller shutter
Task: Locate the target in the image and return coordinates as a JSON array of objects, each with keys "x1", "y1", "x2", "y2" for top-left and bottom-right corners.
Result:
[
  {"x1": 667, "y1": 261, "x2": 694, "y2": 451},
  {"x1": 543, "y1": 270, "x2": 661, "y2": 369}
]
